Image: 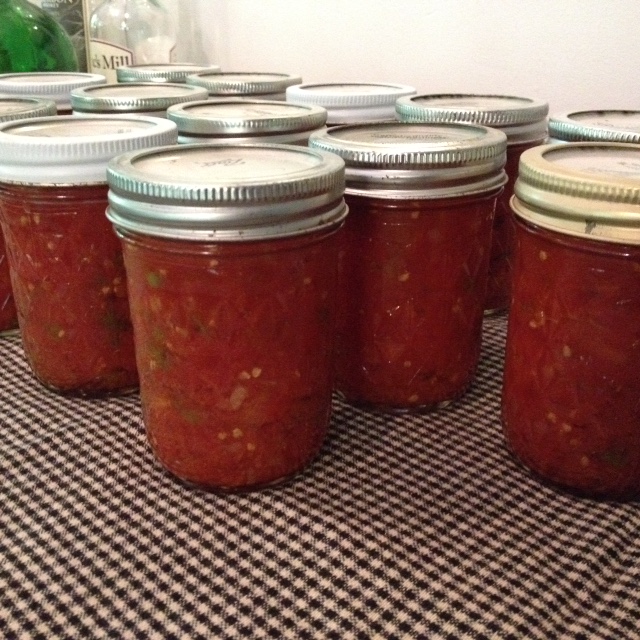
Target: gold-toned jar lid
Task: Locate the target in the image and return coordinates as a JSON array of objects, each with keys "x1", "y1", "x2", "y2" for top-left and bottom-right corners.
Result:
[
  {"x1": 548, "y1": 110, "x2": 640, "y2": 143},
  {"x1": 512, "y1": 142, "x2": 640, "y2": 243}
]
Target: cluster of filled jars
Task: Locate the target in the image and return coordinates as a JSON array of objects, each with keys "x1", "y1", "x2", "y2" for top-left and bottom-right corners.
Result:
[{"x1": 0, "y1": 65, "x2": 639, "y2": 499}]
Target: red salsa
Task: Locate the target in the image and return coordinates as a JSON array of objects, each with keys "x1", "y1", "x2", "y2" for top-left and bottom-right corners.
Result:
[
  {"x1": 502, "y1": 218, "x2": 640, "y2": 499},
  {"x1": 0, "y1": 184, "x2": 137, "y2": 394},
  {"x1": 120, "y1": 229, "x2": 339, "y2": 490},
  {"x1": 485, "y1": 141, "x2": 542, "y2": 314},
  {"x1": 0, "y1": 237, "x2": 17, "y2": 333},
  {"x1": 337, "y1": 193, "x2": 497, "y2": 411}
]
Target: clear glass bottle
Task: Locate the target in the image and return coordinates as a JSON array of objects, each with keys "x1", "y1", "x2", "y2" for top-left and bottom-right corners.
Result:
[
  {"x1": 89, "y1": 0, "x2": 176, "y2": 83},
  {"x1": 0, "y1": 0, "x2": 79, "y2": 73}
]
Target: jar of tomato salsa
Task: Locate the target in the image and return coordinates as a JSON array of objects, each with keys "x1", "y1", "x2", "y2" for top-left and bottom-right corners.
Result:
[
  {"x1": 185, "y1": 72, "x2": 302, "y2": 101},
  {"x1": 286, "y1": 82, "x2": 416, "y2": 125},
  {"x1": 396, "y1": 94, "x2": 549, "y2": 314},
  {"x1": 548, "y1": 109, "x2": 640, "y2": 144},
  {"x1": 0, "y1": 72, "x2": 106, "y2": 114},
  {"x1": 0, "y1": 115, "x2": 178, "y2": 394},
  {"x1": 503, "y1": 143, "x2": 640, "y2": 500},
  {"x1": 116, "y1": 63, "x2": 221, "y2": 84},
  {"x1": 167, "y1": 99, "x2": 327, "y2": 145},
  {"x1": 70, "y1": 83, "x2": 208, "y2": 117},
  {"x1": 0, "y1": 98, "x2": 58, "y2": 336},
  {"x1": 106, "y1": 143, "x2": 346, "y2": 491},
  {"x1": 309, "y1": 122, "x2": 507, "y2": 412}
]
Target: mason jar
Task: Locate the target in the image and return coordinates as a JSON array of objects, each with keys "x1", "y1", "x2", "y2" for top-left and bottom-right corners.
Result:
[
  {"x1": 286, "y1": 82, "x2": 415, "y2": 125},
  {"x1": 309, "y1": 122, "x2": 507, "y2": 412},
  {"x1": 70, "y1": 82, "x2": 208, "y2": 117},
  {"x1": 0, "y1": 97, "x2": 57, "y2": 335},
  {"x1": 0, "y1": 115, "x2": 177, "y2": 394},
  {"x1": 167, "y1": 99, "x2": 327, "y2": 145},
  {"x1": 106, "y1": 143, "x2": 346, "y2": 491},
  {"x1": 396, "y1": 94, "x2": 549, "y2": 314},
  {"x1": 0, "y1": 72, "x2": 106, "y2": 114},
  {"x1": 117, "y1": 63, "x2": 222, "y2": 84},
  {"x1": 185, "y1": 72, "x2": 302, "y2": 101},
  {"x1": 503, "y1": 142, "x2": 640, "y2": 500},
  {"x1": 548, "y1": 109, "x2": 640, "y2": 144}
]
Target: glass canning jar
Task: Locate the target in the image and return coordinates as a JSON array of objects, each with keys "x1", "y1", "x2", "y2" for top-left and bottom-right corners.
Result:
[
  {"x1": 0, "y1": 71, "x2": 106, "y2": 113},
  {"x1": 185, "y1": 72, "x2": 302, "y2": 101},
  {"x1": 70, "y1": 82, "x2": 208, "y2": 117},
  {"x1": 106, "y1": 143, "x2": 347, "y2": 491},
  {"x1": 309, "y1": 121, "x2": 507, "y2": 412},
  {"x1": 396, "y1": 94, "x2": 549, "y2": 315},
  {"x1": 548, "y1": 109, "x2": 640, "y2": 144},
  {"x1": 286, "y1": 82, "x2": 415, "y2": 125},
  {"x1": 116, "y1": 63, "x2": 221, "y2": 84},
  {"x1": 167, "y1": 98, "x2": 327, "y2": 145},
  {"x1": 0, "y1": 97, "x2": 57, "y2": 335},
  {"x1": 0, "y1": 115, "x2": 177, "y2": 394},
  {"x1": 503, "y1": 142, "x2": 640, "y2": 500}
]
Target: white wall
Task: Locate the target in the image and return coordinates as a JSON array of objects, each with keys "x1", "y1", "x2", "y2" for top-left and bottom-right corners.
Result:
[{"x1": 179, "y1": 0, "x2": 640, "y2": 116}]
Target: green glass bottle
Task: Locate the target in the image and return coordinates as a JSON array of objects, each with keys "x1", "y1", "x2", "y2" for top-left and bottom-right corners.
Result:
[{"x1": 0, "y1": 0, "x2": 79, "y2": 73}]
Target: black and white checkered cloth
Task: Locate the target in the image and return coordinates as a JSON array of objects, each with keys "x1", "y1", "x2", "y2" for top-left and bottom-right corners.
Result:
[{"x1": 1, "y1": 316, "x2": 639, "y2": 639}]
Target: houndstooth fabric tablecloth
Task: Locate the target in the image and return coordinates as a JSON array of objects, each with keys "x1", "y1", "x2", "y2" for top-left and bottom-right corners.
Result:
[{"x1": 1, "y1": 316, "x2": 639, "y2": 640}]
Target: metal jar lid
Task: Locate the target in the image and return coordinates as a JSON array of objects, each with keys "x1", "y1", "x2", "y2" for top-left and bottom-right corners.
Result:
[
  {"x1": 185, "y1": 72, "x2": 302, "y2": 97},
  {"x1": 308, "y1": 121, "x2": 507, "y2": 198},
  {"x1": 512, "y1": 143, "x2": 640, "y2": 244},
  {"x1": 0, "y1": 97, "x2": 57, "y2": 122},
  {"x1": 166, "y1": 99, "x2": 327, "y2": 137},
  {"x1": 70, "y1": 83, "x2": 209, "y2": 114},
  {"x1": 0, "y1": 115, "x2": 178, "y2": 185},
  {"x1": 116, "y1": 63, "x2": 222, "y2": 84},
  {"x1": 286, "y1": 82, "x2": 416, "y2": 124},
  {"x1": 548, "y1": 110, "x2": 640, "y2": 143},
  {"x1": 106, "y1": 143, "x2": 347, "y2": 241},
  {"x1": 396, "y1": 94, "x2": 549, "y2": 144},
  {"x1": 0, "y1": 72, "x2": 107, "y2": 110}
]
